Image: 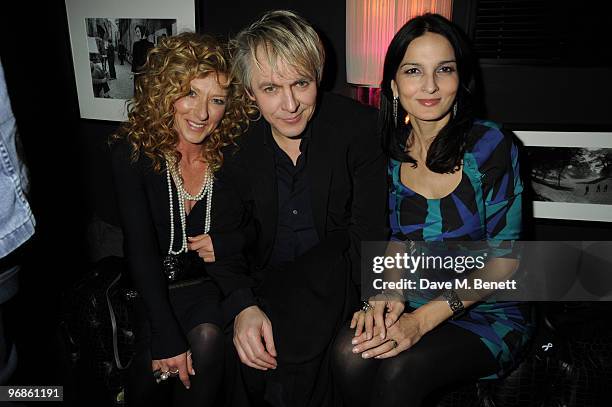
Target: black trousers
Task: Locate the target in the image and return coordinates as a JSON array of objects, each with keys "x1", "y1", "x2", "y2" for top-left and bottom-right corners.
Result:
[{"x1": 228, "y1": 239, "x2": 350, "y2": 407}]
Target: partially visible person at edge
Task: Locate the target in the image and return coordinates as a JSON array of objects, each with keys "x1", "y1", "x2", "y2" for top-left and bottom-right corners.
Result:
[
  {"x1": 0, "y1": 59, "x2": 35, "y2": 384},
  {"x1": 110, "y1": 32, "x2": 255, "y2": 407},
  {"x1": 332, "y1": 13, "x2": 535, "y2": 407},
  {"x1": 212, "y1": 10, "x2": 387, "y2": 407}
]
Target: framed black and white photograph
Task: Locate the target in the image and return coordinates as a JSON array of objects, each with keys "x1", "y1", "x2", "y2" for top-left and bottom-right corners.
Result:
[
  {"x1": 65, "y1": 0, "x2": 196, "y2": 121},
  {"x1": 515, "y1": 131, "x2": 612, "y2": 222}
]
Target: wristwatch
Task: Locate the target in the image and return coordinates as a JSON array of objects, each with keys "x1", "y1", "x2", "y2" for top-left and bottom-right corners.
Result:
[{"x1": 441, "y1": 289, "x2": 465, "y2": 319}]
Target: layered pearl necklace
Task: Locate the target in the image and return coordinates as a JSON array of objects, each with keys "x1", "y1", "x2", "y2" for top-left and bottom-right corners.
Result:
[{"x1": 165, "y1": 159, "x2": 213, "y2": 255}]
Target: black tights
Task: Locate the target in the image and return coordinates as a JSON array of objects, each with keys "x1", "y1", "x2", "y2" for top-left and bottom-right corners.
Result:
[
  {"x1": 126, "y1": 323, "x2": 224, "y2": 407},
  {"x1": 332, "y1": 322, "x2": 498, "y2": 407}
]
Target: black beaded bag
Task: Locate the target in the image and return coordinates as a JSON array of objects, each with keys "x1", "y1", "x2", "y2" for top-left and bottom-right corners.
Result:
[{"x1": 163, "y1": 251, "x2": 207, "y2": 288}]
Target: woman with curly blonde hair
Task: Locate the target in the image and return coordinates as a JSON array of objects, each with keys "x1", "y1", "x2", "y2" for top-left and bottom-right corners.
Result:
[{"x1": 110, "y1": 32, "x2": 254, "y2": 407}]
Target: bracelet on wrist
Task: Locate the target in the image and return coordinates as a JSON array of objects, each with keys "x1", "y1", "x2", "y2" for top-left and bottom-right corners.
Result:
[{"x1": 441, "y1": 289, "x2": 465, "y2": 320}]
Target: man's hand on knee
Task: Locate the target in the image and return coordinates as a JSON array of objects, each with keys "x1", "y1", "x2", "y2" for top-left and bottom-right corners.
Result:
[{"x1": 233, "y1": 305, "x2": 278, "y2": 370}]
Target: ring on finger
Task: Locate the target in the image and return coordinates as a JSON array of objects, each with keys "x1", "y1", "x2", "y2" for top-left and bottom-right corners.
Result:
[
  {"x1": 361, "y1": 301, "x2": 374, "y2": 312},
  {"x1": 169, "y1": 369, "x2": 179, "y2": 376}
]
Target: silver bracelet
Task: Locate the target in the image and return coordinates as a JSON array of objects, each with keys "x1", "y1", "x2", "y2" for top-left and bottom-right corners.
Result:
[{"x1": 441, "y1": 289, "x2": 465, "y2": 319}]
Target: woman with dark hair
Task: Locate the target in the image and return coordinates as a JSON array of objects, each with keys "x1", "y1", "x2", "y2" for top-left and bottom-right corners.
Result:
[
  {"x1": 111, "y1": 32, "x2": 254, "y2": 406},
  {"x1": 333, "y1": 14, "x2": 534, "y2": 406}
]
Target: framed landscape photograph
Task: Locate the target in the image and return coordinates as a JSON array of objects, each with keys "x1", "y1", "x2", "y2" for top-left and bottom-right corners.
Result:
[
  {"x1": 65, "y1": 0, "x2": 196, "y2": 121},
  {"x1": 515, "y1": 131, "x2": 612, "y2": 222}
]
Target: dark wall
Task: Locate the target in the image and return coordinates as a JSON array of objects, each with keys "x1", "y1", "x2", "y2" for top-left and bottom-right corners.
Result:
[
  {"x1": 452, "y1": 0, "x2": 612, "y2": 129},
  {"x1": 482, "y1": 64, "x2": 612, "y2": 128}
]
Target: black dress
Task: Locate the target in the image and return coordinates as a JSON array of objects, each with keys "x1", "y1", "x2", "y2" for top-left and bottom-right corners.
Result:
[{"x1": 110, "y1": 139, "x2": 248, "y2": 359}]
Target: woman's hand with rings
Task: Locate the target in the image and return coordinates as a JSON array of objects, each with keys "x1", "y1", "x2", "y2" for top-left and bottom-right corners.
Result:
[
  {"x1": 152, "y1": 351, "x2": 195, "y2": 389},
  {"x1": 352, "y1": 312, "x2": 424, "y2": 359},
  {"x1": 351, "y1": 294, "x2": 405, "y2": 341},
  {"x1": 188, "y1": 234, "x2": 215, "y2": 262},
  {"x1": 350, "y1": 301, "x2": 377, "y2": 340}
]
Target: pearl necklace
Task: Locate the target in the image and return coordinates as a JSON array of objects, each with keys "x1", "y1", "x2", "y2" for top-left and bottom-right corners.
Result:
[
  {"x1": 165, "y1": 159, "x2": 213, "y2": 255},
  {"x1": 175, "y1": 164, "x2": 209, "y2": 201}
]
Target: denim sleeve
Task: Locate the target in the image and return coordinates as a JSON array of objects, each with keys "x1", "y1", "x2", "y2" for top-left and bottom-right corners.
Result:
[{"x1": 0, "y1": 60, "x2": 35, "y2": 258}]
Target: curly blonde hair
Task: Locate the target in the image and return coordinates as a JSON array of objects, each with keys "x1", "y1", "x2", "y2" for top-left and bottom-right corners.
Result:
[{"x1": 114, "y1": 32, "x2": 256, "y2": 173}]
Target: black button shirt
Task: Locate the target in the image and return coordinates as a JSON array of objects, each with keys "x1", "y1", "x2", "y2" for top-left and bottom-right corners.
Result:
[{"x1": 267, "y1": 126, "x2": 319, "y2": 266}]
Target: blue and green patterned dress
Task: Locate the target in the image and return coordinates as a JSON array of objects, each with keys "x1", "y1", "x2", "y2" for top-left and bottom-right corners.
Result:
[{"x1": 388, "y1": 120, "x2": 535, "y2": 379}]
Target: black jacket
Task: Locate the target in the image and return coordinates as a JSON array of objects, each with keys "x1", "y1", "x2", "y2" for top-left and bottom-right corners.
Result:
[
  {"x1": 211, "y1": 92, "x2": 388, "y2": 363},
  {"x1": 110, "y1": 139, "x2": 250, "y2": 359}
]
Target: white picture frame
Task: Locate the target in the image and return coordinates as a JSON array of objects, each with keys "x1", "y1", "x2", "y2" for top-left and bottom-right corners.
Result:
[
  {"x1": 65, "y1": 0, "x2": 196, "y2": 121},
  {"x1": 515, "y1": 131, "x2": 612, "y2": 222}
]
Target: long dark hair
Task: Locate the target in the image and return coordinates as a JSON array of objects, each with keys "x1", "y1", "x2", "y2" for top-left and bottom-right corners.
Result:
[{"x1": 379, "y1": 13, "x2": 476, "y2": 173}]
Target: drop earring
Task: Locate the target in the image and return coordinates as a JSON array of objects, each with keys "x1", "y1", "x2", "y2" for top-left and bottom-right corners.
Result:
[
  {"x1": 453, "y1": 101, "x2": 458, "y2": 117},
  {"x1": 393, "y1": 96, "x2": 398, "y2": 127}
]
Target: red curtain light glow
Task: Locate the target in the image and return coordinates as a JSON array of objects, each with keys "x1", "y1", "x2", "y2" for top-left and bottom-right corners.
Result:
[{"x1": 346, "y1": 0, "x2": 453, "y2": 87}]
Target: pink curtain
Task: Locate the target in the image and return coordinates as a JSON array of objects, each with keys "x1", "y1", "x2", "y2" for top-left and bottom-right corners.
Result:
[{"x1": 346, "y1": 0, "x2": 453, "y2": 87}]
